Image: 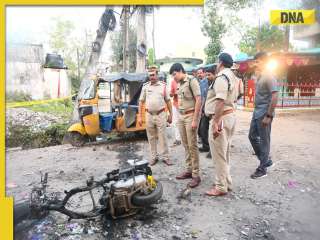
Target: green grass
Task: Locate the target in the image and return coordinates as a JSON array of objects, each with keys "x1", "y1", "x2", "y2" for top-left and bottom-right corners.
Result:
[{"x1": 26, "y1": 99, "x2": 74, "y2": 120}]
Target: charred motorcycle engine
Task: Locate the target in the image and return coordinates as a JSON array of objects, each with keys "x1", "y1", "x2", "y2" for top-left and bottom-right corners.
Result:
[{"x1": 108, "y1": 160, "x2": 149, "y2": 218}]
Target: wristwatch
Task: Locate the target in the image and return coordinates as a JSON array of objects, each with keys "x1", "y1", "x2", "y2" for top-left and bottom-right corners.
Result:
[{"x1": 266, "y1": 114, "x2": 273, "y2": 118}]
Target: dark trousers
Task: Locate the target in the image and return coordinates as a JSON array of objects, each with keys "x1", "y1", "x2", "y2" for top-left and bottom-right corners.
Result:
[
  {"x1": 248, "y1": 116, "x2": 272, "y2": 170},
  {"x1": 198, "y1": 114, "x2": 210, "y2": 149}
]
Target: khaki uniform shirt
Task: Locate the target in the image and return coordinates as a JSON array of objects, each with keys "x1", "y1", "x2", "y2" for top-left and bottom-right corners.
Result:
[
  {"x1": 205, "y1": 68, "x2": 238, "y2": 115},
  {"x1": 177, "y1": 75, "x2": 201, "y2": 113},
  {"x1": 139, "y1": 81, "x2": 170, "y2": 113}
]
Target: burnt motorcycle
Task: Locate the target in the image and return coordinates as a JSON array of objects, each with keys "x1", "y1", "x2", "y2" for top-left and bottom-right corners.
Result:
[{"x1": 14, "y1": 159, "x2": 163, "y2": 225}]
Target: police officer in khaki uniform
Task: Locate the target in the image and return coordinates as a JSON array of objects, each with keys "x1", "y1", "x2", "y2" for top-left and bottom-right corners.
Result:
[
  {"x1": 169, "y1": 63, "x2": 202, "y2": 188},
  {"x1": 204, "y1": 53, "x2": 238, "y2": 196},
  {"x1": 138, "y1": 66, "x2": 173, "y2": 166}
]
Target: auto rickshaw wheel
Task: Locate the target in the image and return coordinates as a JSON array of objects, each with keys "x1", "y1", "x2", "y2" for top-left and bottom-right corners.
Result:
[{"x1": 68, "y1": 131, "x2": 87, "y2": 147}]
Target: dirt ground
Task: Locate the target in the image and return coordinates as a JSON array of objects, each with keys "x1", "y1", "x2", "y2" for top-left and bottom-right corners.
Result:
[{"x1": 6, "y1": 110, "x2": 320, "y2": 240}]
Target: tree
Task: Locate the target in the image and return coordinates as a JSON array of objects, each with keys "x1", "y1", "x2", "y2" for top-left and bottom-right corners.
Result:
[
  {"x1": 147, "y1": 48, "x2": 155, "y2": 66},
  {"x1": 110, "y1": 26, "x2": 137, "y2": 72},
  {"x1": 201, "y1": 0, "x2": 254, "y2": 64},
  {"x1": 49, "y1": 18, "x2": 88, "y2": 92},
  {"x1": 239, "y1": 24, "x2": 286, "y2": 56},
  {"x1": 201, "y1": 7, "x2": 225, "y2": 64}
]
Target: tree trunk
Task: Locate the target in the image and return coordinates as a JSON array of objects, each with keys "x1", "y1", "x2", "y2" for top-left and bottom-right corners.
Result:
[{"x1": 71, "y1": 7, "x2": 115, "y2": 122}]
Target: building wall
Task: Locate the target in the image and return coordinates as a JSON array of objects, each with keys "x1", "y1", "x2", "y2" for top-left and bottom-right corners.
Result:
[
  {"x1": 175, "y1": 43, "x2": 206, "y2": 60},
  {"x1": 293, "y1": 23, "x2": 320, "y2": 47},
  {"x1": 6, "y1": 43, "x2": 71, "y2": 100},
  {"x1": 6, "y1": 60, "x2": 45, "y2": 100},
  {"x1": 43, "y1": 68, "x2": 71, "y2": 98}
]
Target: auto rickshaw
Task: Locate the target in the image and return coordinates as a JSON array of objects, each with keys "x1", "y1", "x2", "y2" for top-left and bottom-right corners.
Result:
[{"x1": 67, "y1": 72, "x2": 166, "y2": 146}]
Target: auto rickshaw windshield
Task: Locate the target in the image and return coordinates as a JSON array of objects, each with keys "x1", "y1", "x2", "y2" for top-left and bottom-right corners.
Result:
[{"x1": 79, "y1": 79, "x2": 96, "y2": 100}]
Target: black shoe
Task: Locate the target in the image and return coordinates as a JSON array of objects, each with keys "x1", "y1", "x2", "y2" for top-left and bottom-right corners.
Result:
[
  {"x1": 265, "y1": 160, "x2": 274, "y2": 168},
  {"x1": 206, "y1": 152, "x2": 211, "y2": 158},
  {"x1": 250, "y1": 168, "x2": 267, "y2": 179},
  {"x1": 199, "y1": 147, "x2": 210, "y2": 152}
]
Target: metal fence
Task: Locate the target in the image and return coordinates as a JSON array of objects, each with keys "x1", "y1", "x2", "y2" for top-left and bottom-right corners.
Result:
[{"x1": 240, "y1": 81, "x2": 320, "y2": 108}]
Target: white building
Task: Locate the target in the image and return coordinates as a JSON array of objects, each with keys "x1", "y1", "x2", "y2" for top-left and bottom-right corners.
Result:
[{"x1": 6, "y1": 43, "x2": 71, "y2": 100}]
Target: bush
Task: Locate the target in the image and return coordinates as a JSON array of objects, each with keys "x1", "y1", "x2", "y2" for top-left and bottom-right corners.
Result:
[
  {"x1": 6, "y1": 122, "x2": 69, "y2": 149},
  {"x1": 71, "y1": 75, "x2": 81, "y2": 93}
]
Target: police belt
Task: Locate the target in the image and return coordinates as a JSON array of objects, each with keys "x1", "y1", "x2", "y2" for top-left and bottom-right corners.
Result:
[
  {"x1": 146, "y1": 108, "x2": 165, "y2": 115},
  {"x1": 179, "y1": 109, "x2": 194, "y2": 115},
  {"x1": 207, "y1": 109, "x2": 234, "y2": 120}
]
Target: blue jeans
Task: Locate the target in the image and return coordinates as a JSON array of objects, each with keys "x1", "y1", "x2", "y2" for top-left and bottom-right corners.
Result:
[{"x1": 248, "y1": 116, "x2": 272, "y2": 171}]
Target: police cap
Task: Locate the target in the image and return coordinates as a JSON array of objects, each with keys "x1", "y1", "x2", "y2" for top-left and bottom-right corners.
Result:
[{"x1": 218, "y1": 52, "x2": 233, "y2": 68}]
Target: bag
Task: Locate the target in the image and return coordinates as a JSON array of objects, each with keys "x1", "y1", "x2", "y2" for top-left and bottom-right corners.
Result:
[
  {"x1": 188, "y1": 78, "x2": 195, "y2": 99},
  {"x1": 211, "y1": 74, "x2": 243, "y2": 101}
]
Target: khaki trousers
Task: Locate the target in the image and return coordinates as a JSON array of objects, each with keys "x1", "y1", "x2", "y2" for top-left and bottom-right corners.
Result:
[
  {"x1": 209, "y1": 113, "x2": 236, "y2": 192},
  {"x1": 177, "y1": 113, "x2": 200, "y2": 177},
  {"x1": 146, "y1": 111, "x2": 169, "y2": 161}
]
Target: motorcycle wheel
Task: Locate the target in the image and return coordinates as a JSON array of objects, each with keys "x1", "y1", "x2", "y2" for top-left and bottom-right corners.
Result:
[{"x1": 131, "y1": 181, "x2": 163, "y2": 207}]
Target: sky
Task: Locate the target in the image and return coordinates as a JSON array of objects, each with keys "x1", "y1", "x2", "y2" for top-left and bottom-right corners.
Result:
[{"x1": 6, "y1": 2, "x2": 310, "y2": 64}]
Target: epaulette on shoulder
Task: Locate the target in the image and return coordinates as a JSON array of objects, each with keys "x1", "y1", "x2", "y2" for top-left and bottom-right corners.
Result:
[{"x1": 143, "y1": 81, "x2": 150, "y2": 86}]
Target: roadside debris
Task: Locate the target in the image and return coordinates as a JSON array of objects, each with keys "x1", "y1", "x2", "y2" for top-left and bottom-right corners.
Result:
[
  {"x1": 287, "y1": 180, "x2": 298, "y2": 188},
  {"x1": 177, "y1": 186, "x2": 192, "y2": 201},
  {"x1": 6, "y1": 108, "x2": 62, "y2": 132}
]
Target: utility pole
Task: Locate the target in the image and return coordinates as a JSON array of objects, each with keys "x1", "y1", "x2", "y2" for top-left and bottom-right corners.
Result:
[
  {"x1": 136, "y1": 6, "x2": 147, "y2": 73},
  {"x1": 125, "y1": 6, "x2": 147, "y2": 99},
  {"x1": 256, "y1": 0, "x2": 261, "y2": 52},
  {"x1": 76, "y1": 48, "x2": 80, "y2": 84},
  {"x1": 152, "y1": 8, "x2": 156, "y2": 60},
  {"x1": 122, "y1": 6, "x2": 130, "y2": 72}
]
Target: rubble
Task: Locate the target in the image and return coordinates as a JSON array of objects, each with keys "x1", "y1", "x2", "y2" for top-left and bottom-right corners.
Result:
[
  {"x1": 6, "y1": 108, "x2": 63, "y2": 132},
  {"x1": 6, "y1": 108, "x2": 69, "y2": 149}
]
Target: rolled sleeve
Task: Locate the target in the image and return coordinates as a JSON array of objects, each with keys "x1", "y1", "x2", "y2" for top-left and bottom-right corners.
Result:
[{"x1": 214, "y1": 76, "x2": 228, "y2": 100}]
